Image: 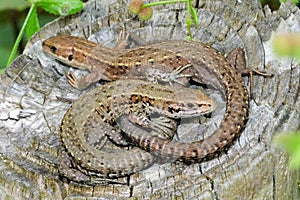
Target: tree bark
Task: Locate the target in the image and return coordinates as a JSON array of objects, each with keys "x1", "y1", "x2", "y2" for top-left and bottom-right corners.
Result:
[{"x1": 0, "y1": 0, "x2": 299, "y2": 199}]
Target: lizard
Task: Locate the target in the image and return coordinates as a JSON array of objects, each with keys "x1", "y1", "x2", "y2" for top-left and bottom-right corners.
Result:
[
  {"x1": 118, "y1": 40, "x2": 273, "y2": 162},
  {"x1": 58, "y1": 79, "x2": 215, "y2": 182},
  {"x1": 42, "y1": 33, "x2": 197, "y2": 90},
  {"x1": 43, "y1": 33, "x2": 217, "y2": 183},
  {"x1": 43, "y1": 33, "x2": 273, "y2": 162}
]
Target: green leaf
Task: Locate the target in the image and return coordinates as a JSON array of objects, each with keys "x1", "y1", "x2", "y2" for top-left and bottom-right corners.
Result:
[
  {"x1": 186, "y1": 18, "x2": 192, "y2": 27},
  {"x1": 29, "y1": 0, "x2": 84, "y2": 16},
  {"x1": 26, "y1": 6, "x2": 40, "y2": 39},
  {"x1": 281, "y1": 0, "x2": 299, "y2": 4},
  {"x1": 190, "y1": 6, "x2": 198, "y2": 27},
  {"x1": 0, "y1": 68, "x2": 6, "y2": 74}
]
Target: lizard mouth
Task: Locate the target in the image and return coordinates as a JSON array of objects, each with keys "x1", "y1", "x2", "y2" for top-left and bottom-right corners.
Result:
[
  {"x1": 165, "y1": 102, "x2": 216, "y2": 119},
  {"x1": 180, "y1": 104, "x2": 216, "y2": 118}
]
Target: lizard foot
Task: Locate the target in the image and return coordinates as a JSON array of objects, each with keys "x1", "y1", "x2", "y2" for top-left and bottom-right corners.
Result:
[
  {"x1": 227, "y1": 48, "x2": 274, "y2": 98},
  {"x1": 128, "y1": 113, "x2": 178, "y2": 140},
  {"x1": 66, "y1": 71, "x2": 105, "y2": 90},
  {"x1": 146, "y1": 64, "x2": 193, "y2": 86},
  {"x1": 66, "y1": 72, "x2": 85, "y2": 90},
  {"x1": 115, "y1": 29, "x2": 130, "y2": 49}
]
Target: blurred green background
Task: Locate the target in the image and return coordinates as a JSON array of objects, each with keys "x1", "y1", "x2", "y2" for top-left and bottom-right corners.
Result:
[{"x1": 0, "y1": 1, "x2": 55, "y2": 70}]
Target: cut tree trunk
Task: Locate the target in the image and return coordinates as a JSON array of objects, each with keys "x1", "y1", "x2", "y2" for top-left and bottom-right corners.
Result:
[{"x1": 0, "y1": 0, "x2": 299, "y2": 199}]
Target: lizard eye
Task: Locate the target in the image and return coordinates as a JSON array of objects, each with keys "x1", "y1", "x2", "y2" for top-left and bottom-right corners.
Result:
[
  {"x1": 50, "y1": 46, "x2": 57, "y2": 53},
  {"x1": 68, "y1": 55, "x2": 73, "y2": 61}
]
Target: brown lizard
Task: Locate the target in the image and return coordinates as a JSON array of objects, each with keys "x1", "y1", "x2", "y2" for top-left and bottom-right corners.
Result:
[
  {"x1": 118, "y1": 40, "x2": 273, "y2": 162},
  {"x1": 59, "y1": 79, "x2": 215, "y2": 182},
  {"x1": 43, "y1": 33, "x2": 272, "y2": 163},
  {"x1": 43, "y1": 33, "x2": 216, "y2": 183},
  {"x1": 42, "y1": 34, "x2": 196, "y2": 90}
]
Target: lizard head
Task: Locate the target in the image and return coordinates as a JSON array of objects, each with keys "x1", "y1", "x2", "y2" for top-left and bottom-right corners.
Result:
[
  {"x1": 42, "y1": 36, "x2": 98, "y2": 71},
  {"x1": 148, "y1": 86, "x2": 216, "y2": 119}
]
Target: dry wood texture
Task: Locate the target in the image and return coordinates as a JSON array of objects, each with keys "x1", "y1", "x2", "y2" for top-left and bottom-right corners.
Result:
[{"x1": 0, "y1": 0, "x2": 299, "y2": 199}]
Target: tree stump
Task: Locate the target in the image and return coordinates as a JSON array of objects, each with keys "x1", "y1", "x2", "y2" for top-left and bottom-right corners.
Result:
[{"x1": 0, "y1": 0, "x2": 299, "y2": 199}]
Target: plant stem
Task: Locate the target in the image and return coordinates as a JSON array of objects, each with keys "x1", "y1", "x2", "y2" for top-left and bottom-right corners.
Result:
[
  {"x1": 6, "y1": 4, "x2": 36, "y2": 66},
  {"x1": 186, "y1": 0, "x2": 192, "y2": 39},
  {"x1": 142, "y1": 0, "x2": 188, "y2": 8}
]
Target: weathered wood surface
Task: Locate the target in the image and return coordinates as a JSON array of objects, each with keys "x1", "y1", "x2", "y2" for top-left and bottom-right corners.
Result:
[{"x1": 0, "y1": 0, "x2": 299, "y2": 199}]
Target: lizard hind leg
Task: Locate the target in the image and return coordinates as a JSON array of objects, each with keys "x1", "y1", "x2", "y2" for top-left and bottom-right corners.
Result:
[
  {"x1": 227, "y1": 48, "x2": 273, "y2": 98},
  {"x1": 59, "y1": 150, "x2": 128, "y2": 185}
]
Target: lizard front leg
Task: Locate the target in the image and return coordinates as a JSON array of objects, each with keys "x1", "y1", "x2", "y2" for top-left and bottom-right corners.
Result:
[
  {"x1": 66, "y1": 70, "x2": 109, "y2": 90},
  {"x1": 126, "y1": 112, "x2": 178, "y2": 140}
]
